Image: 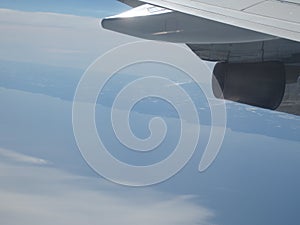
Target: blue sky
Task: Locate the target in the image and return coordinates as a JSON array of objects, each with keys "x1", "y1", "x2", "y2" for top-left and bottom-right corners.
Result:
[
  {"x1": 0, "y1": 2, "x2": 300, "y2": 225},
  {"x1": 0, "y1": 4, "x2": 218, "y2": 225},
  {"x1": 0, "y1": 0, "x2": 128, "y2": 17}
]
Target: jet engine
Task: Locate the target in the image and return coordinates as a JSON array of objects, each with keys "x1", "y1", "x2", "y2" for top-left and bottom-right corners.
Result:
[{"x1": 212, "y1": 61, "x2": 286, "y2": 110}]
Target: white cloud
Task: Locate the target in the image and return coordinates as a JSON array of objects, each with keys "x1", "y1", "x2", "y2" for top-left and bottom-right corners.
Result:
[
  {"x1": 0, "y1": 153, "x2": 215, "y2": 225},
  {"x1": 0, "y1": 8, "x2": 138, "y2": 68},
  {"x1": 0, "y1": 148, "x2": 49, "y2": 165}
]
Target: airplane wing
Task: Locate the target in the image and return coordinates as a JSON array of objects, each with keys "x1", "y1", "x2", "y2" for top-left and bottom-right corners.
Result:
[
  {"x1": 118, "y1": 0, "x2": 300, "y2": 42},
  {"x1": 103, "y1": 0, "x2": 300, "y2": 116},
  {"x1": 118, "y1": 0, "x2": 144, "y2": 7}
]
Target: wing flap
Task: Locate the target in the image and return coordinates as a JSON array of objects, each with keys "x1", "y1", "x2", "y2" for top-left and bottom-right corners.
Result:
[{"x1": 245, "y1": 1, "x2": 300, "y2": 23}]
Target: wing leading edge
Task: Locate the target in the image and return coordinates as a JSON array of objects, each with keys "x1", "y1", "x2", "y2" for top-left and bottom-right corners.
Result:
[
  {"x1": 102, "y1": 3, "x2": 276, "y2": 44},
  {"x1": 121, "y1": 0, "x2": 300, "y2": 42}
]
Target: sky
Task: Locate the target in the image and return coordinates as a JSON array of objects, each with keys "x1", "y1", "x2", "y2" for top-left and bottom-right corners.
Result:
[
  {"x1": 0, "y1": 2, "x2": 218, "y2": 225},
  {"x1": 0, "y1": 1, "x2": 300, "y2": 225},
  {"x1": 0, "y1": 0, "x2": 127, "y2": 17},
  {"x1": 0, "y1": 8, "x2": 137, "y2": 68}
]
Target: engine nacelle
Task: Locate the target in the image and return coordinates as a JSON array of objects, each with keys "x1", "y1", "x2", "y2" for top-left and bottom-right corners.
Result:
[{"x1": 212, "y1": 61, "x2": 286, "y2": 110}]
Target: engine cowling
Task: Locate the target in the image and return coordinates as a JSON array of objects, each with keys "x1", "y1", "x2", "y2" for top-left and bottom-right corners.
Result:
[{"x1": 212, "y1": 61, "x2": 286, "y2": 110}]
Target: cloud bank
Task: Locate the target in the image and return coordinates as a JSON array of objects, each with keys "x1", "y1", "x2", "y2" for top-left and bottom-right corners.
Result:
[
  {"x1": 0, "y1": 147, "x2": 215, "y2": 225},
  {"x1": 0, "y1": 8, "x2": 137, "y2": 68}
]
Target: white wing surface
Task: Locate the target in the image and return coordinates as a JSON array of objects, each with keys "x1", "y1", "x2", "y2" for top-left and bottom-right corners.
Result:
[{"x1": 129, "y1": 0, "x2": 300, "y2": 42}]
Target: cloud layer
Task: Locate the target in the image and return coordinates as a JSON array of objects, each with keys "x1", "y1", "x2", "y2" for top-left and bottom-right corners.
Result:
[
  {"x1": 0, "y1": 8, "x2": 136, "y2": 68},
  {"x1": 0, "y1": 148, "x2": 214, "y2": 225}
]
